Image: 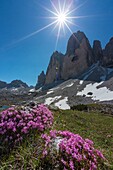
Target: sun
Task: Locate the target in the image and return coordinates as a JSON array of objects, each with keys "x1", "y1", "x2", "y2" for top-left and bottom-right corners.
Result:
[
  {"x1": 13, "y1": 0, "x2": 87, "y2": 48},
  {"x1": 57, "y1": 13, "x2": 67, "y2": 24},
  {"x1": 43, "y1": 0, "x2": 87, "y2": 48}
]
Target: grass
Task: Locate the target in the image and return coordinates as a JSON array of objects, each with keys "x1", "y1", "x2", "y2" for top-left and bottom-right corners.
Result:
[
  {"x1": 53, "y1": 110, "x2": 113, "y2": 167},
  {"x1": 0, "y1": 109, "x2": 113, "y2": 169}
]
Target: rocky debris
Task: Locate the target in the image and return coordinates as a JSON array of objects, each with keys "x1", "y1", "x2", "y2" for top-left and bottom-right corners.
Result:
[
  {"x1": 93, "y1": 40, "x2": 103, "y2": 62},
  {"x1": 97, "y1": 77, "x2": 113, "y2": 91},
  {"x1": 45, "y1": 51, "x2": 64, "y2": 84},
  {"x1": 35, "y1": 71, "x2": 46, "y2": 89},
  {"x1": 102, "y1": 37, "x2": 113, "y2": 67}
]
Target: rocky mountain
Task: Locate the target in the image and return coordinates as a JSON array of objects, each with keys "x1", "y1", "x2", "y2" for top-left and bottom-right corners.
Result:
[
  {"x1": 102, "y1": 37, "x2": 113, "y2": 67},
  {"x1": 33, "y1": 30, "x2": 113, "y2": 109},
  {"x1": 0, "y1": 80, "x2": 30, "y2": 96},
  {"x1": 0, "y1": 80, "x2": 29, "y2": 89},
  {"x1": 33, "y1": 63, "x2": 113, "y2": 110},
  {"x1": 0, "y1": 81, "x2": 7, "y2": 89},
  {"x1": 36, "y1": 30, "x2": 113, "y2": 89},
  {"x1": 93, "y1": 40, "x2": 103, "y2": 62},
  {"x1": 0, "y1": 80, "x2": 32, "y2": 106}
]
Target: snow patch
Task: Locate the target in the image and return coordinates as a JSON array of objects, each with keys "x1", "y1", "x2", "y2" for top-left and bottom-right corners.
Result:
[
  {"x1": 50, "y1": 86, "x2": 59, "y2": 91},
  {"x1": 55, "y1": 97, "x2": 70, "y2": 110},
  {"x1": 77, "y1": 82, "x2": 113, "y2": 101},
  {"x1": 45, "y1": 96, "x2": 62, "y2": 105},
  {"x1": 11, "y1": 88, "x2": 18, "y2": 92},
  {"x1": 36, "y1": 87, "x2": 42, "y2": 92},
  {"x1": 62, "y1": 82, "x2": 74, "y2": 89},
  {"x1": 47, "y1": 90, "x2": 54, "y2": 94},
  {"x1": 79, "y1": 80, "x2": 83, "y2": 85},
  {"x1": 29, "y1": 88, "x2": 35, "y2": 92}
]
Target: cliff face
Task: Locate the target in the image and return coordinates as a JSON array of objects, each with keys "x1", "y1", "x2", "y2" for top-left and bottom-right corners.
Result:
[
  {"x1": 61, "y1": 31, "x2": 93, "y2": 80},
  {"x1": 93, "y1": 40, "x2": 103, "y2": 62},
  {"x1": 45, "y1": 51, "x2": 64, "y2": 84},
  {"x1": 36, "y1": 31, "x2": 113, "y2": 87},
  {"x1": 102, "y1": 37, "x2": 113, "y2": 67}
]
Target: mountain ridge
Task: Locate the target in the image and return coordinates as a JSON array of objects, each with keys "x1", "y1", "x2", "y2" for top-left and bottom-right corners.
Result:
[
  {"x1": 0, "y1": 79, "x2": 29, "y2": 89},
  {"x1": 36, "y1": 30, "x2": 113, "y2": 89}
]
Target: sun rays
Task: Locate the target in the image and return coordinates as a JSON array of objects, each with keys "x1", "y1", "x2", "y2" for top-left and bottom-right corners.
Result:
[
  {"x1": 43, "y1": 0, "x2": 87, "y2": 48},
  {"x1": 7, "y1": 0, "x2": 88, "y2": 49}
]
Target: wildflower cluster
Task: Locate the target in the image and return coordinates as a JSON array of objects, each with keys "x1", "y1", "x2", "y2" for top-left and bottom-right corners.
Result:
[
  {"x1": 0, "y1": 104, "x2": 53, "y2": 145},
  {"x1": 41, "y1": 130, "x2": 105, "y2": 170}
]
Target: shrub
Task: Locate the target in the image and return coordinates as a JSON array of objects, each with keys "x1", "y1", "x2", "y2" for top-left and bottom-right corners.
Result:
[
  {"x1": 41, "y1": 130, "x2": 105, "y2": 170},
  {"x1": 71, "y1": 104, "x2": 88, "y2": 111},
  {"x1": 0, "y1": 104, "x2": 53, "y2": 153}
]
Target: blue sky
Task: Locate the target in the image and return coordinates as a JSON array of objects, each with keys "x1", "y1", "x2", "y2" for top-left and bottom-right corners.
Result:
[{"x1": 0, "y1": 0, "x2": 113, "y2": 86}]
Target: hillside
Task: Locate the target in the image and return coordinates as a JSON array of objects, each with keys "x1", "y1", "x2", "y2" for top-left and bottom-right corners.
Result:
[{"x1": 0, "y1": 108, "x2": 113, "y2": 169}]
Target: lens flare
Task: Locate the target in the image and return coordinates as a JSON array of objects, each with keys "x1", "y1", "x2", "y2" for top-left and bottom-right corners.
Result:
[
  {"x1": 7, "y1": 0, "x2": 88, "y2": 49},
  {"x1": 46, "y1": 0, "x2": 87, "y2": 48},
  {"x1": 57, "y1": 13, "x2": 66, "y2": 23}
]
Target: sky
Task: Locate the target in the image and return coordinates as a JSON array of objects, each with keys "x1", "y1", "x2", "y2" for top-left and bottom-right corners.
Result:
[{"x1": 0, "y1": 0, "x2": 113, "y2": 86}]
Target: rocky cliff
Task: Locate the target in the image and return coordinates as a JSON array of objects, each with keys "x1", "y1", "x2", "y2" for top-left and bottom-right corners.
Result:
[
  {"x1": 61, "y1": 31, "x2": 93, "y2": 80},
  {"x1": 45, "y1": 51, "x2": 64, "y2": 84},
  {"x1": 93, "y1": 40, "x2": 103, "y2": 62},
  {"x1": 35, "y1": 71, "x2": 46, "y2": 89},
  {"x1": 36, "y1": 31, "x2": 113, "y2": 88},
  {"x1": 102, "y1": 37, "x2": 113, "y2": 67}
]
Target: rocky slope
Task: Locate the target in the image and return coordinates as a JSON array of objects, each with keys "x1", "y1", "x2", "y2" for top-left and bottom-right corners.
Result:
[{"x1": 33, "y1": 63, "x2": 113, "y2": 110}]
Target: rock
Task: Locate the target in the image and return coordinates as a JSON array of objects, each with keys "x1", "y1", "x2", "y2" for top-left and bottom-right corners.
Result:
[
  {"x1": 36, "y1": 31, "x2": 113, "y2": 87},
  {"x1": 0, "y1": 81, "x2": 7, "y2": 89},
  {"x1": 61, "y1": 31, "x2": 93, "y2": 80},
  {"x1": 102, "y1": 37, "x2": 113, "y2": 67},
  {"x1": 35, "y1": 71, "x2": 46, "y2": 89},
  {"x1": 28, "y1": 101, "x2": 36, "y2": 107},
  {"x1": 48, "y1": 104, "x2": 59, "y2": 111},
  {"x1": 93, "y1": 40, "x2": 103, "y2": 62},
  {"x1": 0, "y1": 80, "x2": 29, "y2": 89},
  {"x1": 7, "y1": 80, "x2": 29, "y2": 88},
  {"x1": 45, "y1": 51, "x2": 64, "y2": 84},
  {"x1": 87, "y1": 92, "x2": 93, "y2": 95}
]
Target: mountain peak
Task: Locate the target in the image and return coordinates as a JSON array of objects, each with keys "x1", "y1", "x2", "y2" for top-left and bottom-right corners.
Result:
[
  {"x1": 0, "y1": 79, "x2": 29, "y2": 89},
  {"x1": 66, "y1": 30, "x2": 87, "y2": 55},
  {"x1": 36, "y1": 30, "x2": 113, "y2": 88}
]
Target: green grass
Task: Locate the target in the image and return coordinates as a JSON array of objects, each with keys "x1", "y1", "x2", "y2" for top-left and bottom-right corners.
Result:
[
  {"x1": 53, "y1": 110, "x2": 113, "y2": 167},
  {"x1": 0, "y1": 109, "x2": 113, "y2": 169}
]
